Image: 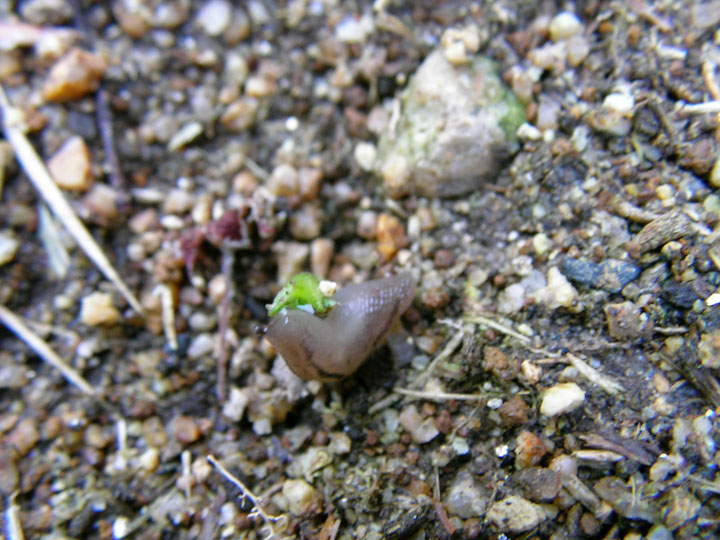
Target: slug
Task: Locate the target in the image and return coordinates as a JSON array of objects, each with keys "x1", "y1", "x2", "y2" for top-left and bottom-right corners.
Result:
[{"x1": 263, "y1": 273, "x2": 415, "y2": 381}]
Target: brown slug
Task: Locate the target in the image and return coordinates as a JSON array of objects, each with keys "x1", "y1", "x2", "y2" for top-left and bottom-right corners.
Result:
[{"x1": 264, "y1": 273, "x2": 415, "y2": 381}]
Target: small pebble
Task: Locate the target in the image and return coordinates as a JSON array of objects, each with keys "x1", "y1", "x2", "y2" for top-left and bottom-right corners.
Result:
[
  {"x1": 43, "y1": 48, "x2": 106, "y2": 102},
  {"x1": 530, "y1": 267, "x2": 578, "y2": 309},
  {"x1": 167, "y1": 122, "x2": 203, "y2": 151},
  {"x1": 0, "y1": 231, "x2": 19, "y2": 266},
  {"x1": 267, "y1": 164, "x2": 299, "y2": 197},
  {"x1": 310, "y1": 238, "x2": 333, "y2": 278},
  {"x1": 376, "y1": 213, "x2": 407, "y2": 261},
  {"x1": 353, "y1": 142, "x2": 377, "y2": 172},
  {"x1": 6, "y1": 418, "x2": 40, "y2": 456},
  {"x1": 515, "y1": 430, "x2": 547, "y2": 468},
  {"x1": 604, "y1": 301, "x2": 653, "y2": 340},
  {"x1": 80, "y1": 292, "x2": 121, "y2": 326},
  {"x1": 549, "y1": 12, "x2": 584, "y2": 42},
  {"x1": 282, "y1": 478, "x2": 316, "y2": 515},
  {"x1": 48, "y1": 135, "x2": 93, "y2": 191},
  {"x1": 328, "y1": 432, "x2": 351, "y2": 455},
  {"x1": 174, "y1": 415, "x2": 201, "y2": 444},
  {"x1": 222, "y1": 387, "x2": 249, "y2": 422},
  {"x1": 512, "y1": 467, "x2": 562, "y2": 502},
  {"x1": 486, "y1": 495, "x2": 547, "y2": 533},
  {"x1": 187, "y1": 333, "x2": 215, "y2": 359},
  {"x1": 540, "y1": 382, "x2": 585, "y2": 416},
  {"x1": 273, "y1": 241, "x2": 309, "y2": 284},
  {"x1": 289, "y1": 203, "x2": 322, "y2": 241},
  {"x1": 83, "y1": 184, "x2": 120, "y2": 222},
  {"x1": 444, "y1": 469, "x2": 488, "y2": 518},
  {"x1": 398, "y1": 405, "x2": 439, "y2": 444},
  {"x1": 195, "y1": 0, "x2": 232, "y2": 36}
]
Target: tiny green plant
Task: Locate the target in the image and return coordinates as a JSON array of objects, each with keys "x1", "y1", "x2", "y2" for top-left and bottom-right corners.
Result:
[{"x1": 267, "y1": 272, "x2": 337, "y2": 316}]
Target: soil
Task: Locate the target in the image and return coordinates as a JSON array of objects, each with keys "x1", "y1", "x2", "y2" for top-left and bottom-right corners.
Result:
[{"x1": 1, "y1": 1, "x2": 720, "y2": 539}]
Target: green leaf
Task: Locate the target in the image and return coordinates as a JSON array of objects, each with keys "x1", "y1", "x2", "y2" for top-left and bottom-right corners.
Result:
[{"x1": 267, "y1": 272, "x2": 337, "y2": 317}]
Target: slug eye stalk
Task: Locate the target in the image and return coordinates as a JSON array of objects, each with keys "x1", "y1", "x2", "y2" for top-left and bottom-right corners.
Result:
[{"x1": 264, "y1": 273, "x2": 415, "y2": 381}]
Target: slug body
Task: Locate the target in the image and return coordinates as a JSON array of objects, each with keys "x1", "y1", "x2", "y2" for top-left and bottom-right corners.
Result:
[{"x1": 265, "y1": 273, "x2": 415, "y2": 381}]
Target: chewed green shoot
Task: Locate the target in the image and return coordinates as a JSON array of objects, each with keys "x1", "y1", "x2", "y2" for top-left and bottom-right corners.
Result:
[{"x1": 267, "y1": 272, "x2": 338, "y2": 317}]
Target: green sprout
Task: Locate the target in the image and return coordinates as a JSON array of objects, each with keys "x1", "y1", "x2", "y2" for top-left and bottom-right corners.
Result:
[{"x1": 267, "y1": 273, "x2": 337, "y2": 317}]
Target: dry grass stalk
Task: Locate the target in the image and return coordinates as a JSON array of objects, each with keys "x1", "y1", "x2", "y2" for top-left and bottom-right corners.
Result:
[
  {"x1": 0, "y1": 83, "x2": 144, "y2": 315},
  {"x1": 207, "y1": 455, "x2": 289, "y2": 540},
  {"x1": 0, "y1": 304, "x2": 95, "y2": 396}
]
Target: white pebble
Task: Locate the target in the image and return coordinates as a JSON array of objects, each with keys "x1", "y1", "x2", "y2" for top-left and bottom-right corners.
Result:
[
  {"x1": 282, "y1": 479, "x2": 316, "y2": 515},
  {"x1": 196, "y1": 0, "x2": 232, "y2": 36},
  {"x1": 0, "y1": 231, "x2": 19, "y2": 266},
  {"x1": 549, "y1": 12, "x2": 584, "y2": 42},
  {"x1": 353, "y1": 141, "x2": 377, "y2": 171},
  {"x1": 167, "y1": 122, "x2": 203, "y2": 151},
  {"x1": 603, "y1": 92, "x2": 634, "y2": 114},
  {"x1": 187, "y1": 333, "x2": 215, "y2": 359},
  {"x1": 80, "y1": 292, "x2": 121, "y2": 326},
  {"x1": 540, "y1": 382, "x2": 585, "y2": 416}
]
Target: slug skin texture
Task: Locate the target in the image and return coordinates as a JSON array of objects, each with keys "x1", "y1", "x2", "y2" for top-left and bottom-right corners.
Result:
[{"x1": 265, "y1": 273, "x2": 415, "y2": 381}]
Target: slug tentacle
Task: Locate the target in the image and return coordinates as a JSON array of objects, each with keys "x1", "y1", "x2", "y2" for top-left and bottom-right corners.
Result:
[{"x1": 265, "y1": 273, "x2": 415, "y2": 381}]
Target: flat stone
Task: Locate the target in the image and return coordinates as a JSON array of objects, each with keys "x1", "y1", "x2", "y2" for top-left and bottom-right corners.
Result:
[
  {"x1": 540, "y1": 382, "x2": 585, "y2": 417},
  {"x1": 43, "y1": 48, "x2": 106, "y2": 102},
  {"x1": 486, "y1": 495, "x2": 546, "y2": 533},
  {"x1": 376, "y1": 50, "x2": 525, "y2": 197},
  {"x1": 48, "y1": 135, "x2": 93, "y2": 191}
]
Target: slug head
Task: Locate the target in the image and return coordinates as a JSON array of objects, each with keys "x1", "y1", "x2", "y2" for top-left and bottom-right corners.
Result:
[
  {"x1": 265, "y1": 273, "x2": 415, "y2": 381},
  {"x1": 267, "y1": 272, "x2": 337, "y2": 316}
]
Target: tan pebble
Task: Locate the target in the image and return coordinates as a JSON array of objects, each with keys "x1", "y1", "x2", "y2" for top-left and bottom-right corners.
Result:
[
  {"x1": 47, "y1": 135, "x2": 93, "y2": 191},
  {"x1": 289, "y1": 203, "x2": 322, "y2": 240},
  {"x1": 0, "y1": 231, "x2": 19, "y2": 266},
  {"x1": 267, "y1": 163, "x2": 299, "y2": 197},
  {"x1": 498, "y1": 396, "x2": 531, "y2": 427},
  {"x1": 232, "y1": 170, "x2": 259, "y2": 195},
  {"x1": 710, "y1": 157, "x2": 720, "y2": 188},
  {"x1": 273, "y1": 241, "x2": 309, "y2": 283},
  {"x1": 143, "y1": 416, "x2": 168, "y2": 448},
  {"x1": 381, "y1": 154, "x2": 410, "y2": 198},
  {"x1": 549, "y1": 12, "x2": 584, "y2": 42},
  {"x1": 0, "y1": 449, "x2": 19, "y2": 495},
  {"x1": 174, "y1": 415, "x2": 201, "y2": 444},
  {"x1": 80, "y1": 292, "x2": 121, "y2": 326},
  {"x1": 328, "y1": 431, "x2": 352, "y2": 455},
  {"x1": 245, "y1": 75, "x2": 276, "y2": 98},
  {"x1": 515, "y1": 430, "x2": 547, "y2": 468},
  {"x1": 282, "y1": 478, "x2": 316, "y2": 515},
  {"x1": 310, "y1": 238, "x2": 333, "y2": 278},
  {"x1": 129, "y1": 209, "x2": 160, "y2": 234},
  {"x1": 7, "y1": 418, "x2": 40, "y2": 456},
  {"x1": 357, "y1": 210, "x2": 378, "y2": 239},
  {"x1": 138, "y1": 447, "x2": 159, "y2": 472},
  {"x1": 540, "y1": 382, "x2": 585, "y2": 416},
  {"x1": 566, "y1": 35, "x2": 590, "y2": 66},
  {"x1": 207, "y1": 274, "x2": 228, "y2": 305},
  {"x1": 191, "y1": 194, "x2": 213, "y2": 225},
  {"x1": 486, "y1": 495, "x2": 546, "y2": 533},
  {"x1": 163, "y1": 188, "x2": 195, "y2": 214},
  {"x1": 653, "y1": 372, "x2": 671, "y2": 394},
  {"x1": 220, "y1": 97, "x2": 259, "y2": 131},
  {"x1": 83, "y1": 184, "x2": 119, "y2": 222},
  {"x1": 43, "y1": 48, "x2": 106, "y2": 102},
  {"x1": 521, "y1": 360, "x2": 542, "y2": 384},
  {"x1": 376, "y1": 213, "x2": 408, "y2": 261},
  {"x1": 192, "y1": 456, "x2": 212, "y2": 483},
  {"x1": 298, "y1": 167, "x2": 323, "y2": 201}
]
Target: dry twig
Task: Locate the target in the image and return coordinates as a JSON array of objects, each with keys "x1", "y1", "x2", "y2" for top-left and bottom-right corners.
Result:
[
  {"x1": 207, "y1": 455, "x2": 289, "y2": 540},
  {"x1": 0, "y1": 304, "x2": 95, "y2": 396},
  {"x1": 0, "y1": 83, "x2": 144, "y2": 315},
  {"x1": 5, "y1": 492, "x2": 25, "y2": 540}
]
